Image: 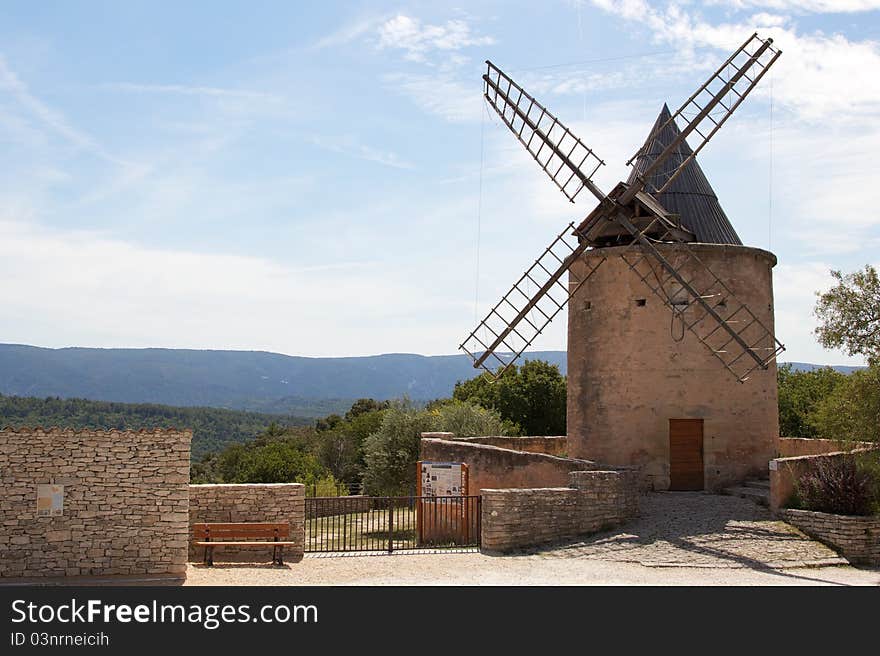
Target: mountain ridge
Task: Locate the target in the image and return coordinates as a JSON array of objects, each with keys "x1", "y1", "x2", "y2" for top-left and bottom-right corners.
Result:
[{"x1": 0, "y1": 343, "x2": 863, "y2": 414}]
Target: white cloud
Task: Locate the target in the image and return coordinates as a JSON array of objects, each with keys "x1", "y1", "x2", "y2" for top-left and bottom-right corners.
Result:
[
  {"x1": 773, "y1": 262, "x2": 867, "y2": 365},
  {"x1": 588, "y1": 1, "x2": 880, "y2": 122},
  {"x1": 103, "y1": 83, "x2": 280, "y2": 103},
  {"x1": 308, "y1": 134, "x2": 415, "y2": 169},
  {"x1": 385, "y1": 72, "x2": 484, "y2": 123},
  {"x1": 705, "y1": 0, "x2": 880, "y2": 13},
  {"x1": 311, "y1": 15, "x2": 386, "y2": 50},
  {"x1": 0, "y1": 53, "x2": 114, "y2": 160},
  {"x1": 0, "y1": 219, "x2": 447, "y2": 356},
  {"x1": 377, "y1": 15, "x2": 494, "y2": 63}
]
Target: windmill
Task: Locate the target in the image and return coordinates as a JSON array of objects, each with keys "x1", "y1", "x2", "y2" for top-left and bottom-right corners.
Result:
[{"x1": 460, "y1": 33, "x2": 784, "y2": 386}]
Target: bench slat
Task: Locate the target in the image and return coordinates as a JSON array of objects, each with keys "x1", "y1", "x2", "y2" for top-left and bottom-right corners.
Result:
[{"x1": 193, "y1": 522, "x2": 289, "y2": 540}]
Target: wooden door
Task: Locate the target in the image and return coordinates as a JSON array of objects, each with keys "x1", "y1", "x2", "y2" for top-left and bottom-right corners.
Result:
[{"x1": 669, "y1": 419, "x2": 704, "y2": 491}]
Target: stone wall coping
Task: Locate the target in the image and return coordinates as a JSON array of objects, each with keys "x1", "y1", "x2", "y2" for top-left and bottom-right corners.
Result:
[
  {"x1": 772, "y1": 448, "x2": 876, "y2": 465},
  {"x1": 782, "y1": 508, "x2": 880, "y2": 523},
  {"x1": 0, "y1": 426, "x2": 193, "y2": 436},
  {"x1": 480, "y1": 487, "x2": 575, "y2": 494},
  {"x1": 451, "y1": 435, "x2": 567, "y2": 441},
  {"x1": 189, "y1": 483, "x2": 305, "y2": 489},
  {"x1": 420, "y1": 438, "x2": 593, "y2": 466}
]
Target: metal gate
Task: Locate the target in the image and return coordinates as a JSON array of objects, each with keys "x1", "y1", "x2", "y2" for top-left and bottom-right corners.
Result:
[{"x1": 305, "y1": 495, "x2": 481, "y2": 553}]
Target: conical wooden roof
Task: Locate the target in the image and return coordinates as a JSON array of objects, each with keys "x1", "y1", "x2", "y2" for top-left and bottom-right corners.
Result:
[{"x1": 627, "y1": 104, "x2": 742, "y2": 245}]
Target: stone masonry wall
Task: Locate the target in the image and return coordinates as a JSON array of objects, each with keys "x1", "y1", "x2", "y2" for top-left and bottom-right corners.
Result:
[
  {"x1": 0, "y1": 427, "x2": 191, "y2": 579},
  {"x1": 480, "y1": 469, "x2": 640, "y2": 553},
  {"x1": 447, "y1": 436, "x2": 568, "y2": 457},
  {"x1": 769, "y1": 445, "x2": 879, "y2": 512},
  {"x1": 776, "y1": 437, "x2": 875, "y2": 458},
  {"x1": 782, "y1": 509, "x2": 880, "y2": 566},
  {"x1": 420, "y1": 438, "x2": 597, "y2": 495},
  {"x1": 188, "y1": 484, "x2": 304, "y2": 562}
]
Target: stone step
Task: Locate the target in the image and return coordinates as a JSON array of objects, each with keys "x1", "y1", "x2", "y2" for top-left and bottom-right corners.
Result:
[
  {"x1": 722, "y1": 485, "x2": 769, "y2": 506},
  {"x1": 743, "y1": 479, "x2": 770, "y2": 490}
]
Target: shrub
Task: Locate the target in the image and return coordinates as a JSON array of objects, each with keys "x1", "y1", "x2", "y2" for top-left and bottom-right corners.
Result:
[{"x1": 795, "y1": 453, "x2": 880, "y2": 516}]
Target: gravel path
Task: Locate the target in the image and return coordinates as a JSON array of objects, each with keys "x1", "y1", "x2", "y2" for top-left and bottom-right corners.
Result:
[{"x1": 185, "y1": 493, "x2": 880, "y2": 587}]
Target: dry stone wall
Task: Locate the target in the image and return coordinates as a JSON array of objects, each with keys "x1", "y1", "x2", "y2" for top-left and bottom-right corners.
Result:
[
  {"x1": 480, "y1": 469, "x2": 640, "y2": 552},
  {"x1": 782, "y1": 509, "x2": 880, "y2": 566},
  {"x1": 188, "y1": 484, "x2": 304, "y2": 562},
  {"x1": 0, "y1": 427, "x2": 191, "y2": 579}
]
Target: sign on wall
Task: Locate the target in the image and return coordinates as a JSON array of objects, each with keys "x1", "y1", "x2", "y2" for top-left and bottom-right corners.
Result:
[
  {"x1": 36, "y1": 484, "x2": 64, "y2": 517},
  {"x1": 418, "y1": 462, "x2": 467, "y2": 497}
]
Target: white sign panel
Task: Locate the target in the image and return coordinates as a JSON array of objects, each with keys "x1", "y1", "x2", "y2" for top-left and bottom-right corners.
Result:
[
  {"x1": 37, "y1": 484, "x2": 64, "y2": 517},
  {"x1": 420, "y1": 462, "x2": 464, "y2": 497}
]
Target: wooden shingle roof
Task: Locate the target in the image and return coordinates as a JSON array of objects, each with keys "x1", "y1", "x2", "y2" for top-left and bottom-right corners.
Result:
[{"x1": 627, "y1": 104, "x2": 742, "y2": 245}]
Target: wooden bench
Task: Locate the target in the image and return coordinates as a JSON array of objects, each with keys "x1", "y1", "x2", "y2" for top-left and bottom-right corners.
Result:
[{"x1": 193, "y1": 522, "x2": 296, "y2": 566}]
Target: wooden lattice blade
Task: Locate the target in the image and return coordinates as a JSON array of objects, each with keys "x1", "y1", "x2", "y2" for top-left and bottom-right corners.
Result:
[
  {"x1": 483, "y1": 61, "x2": 606, "y2": 204},
  {"x1": 460, "y1": 221, "x2": 605, "y2": 378},
  {"x1": 623, "y1": 33, "x2": 781, "y2": 202},
  {"x1": 617, "y1": 235, "x2": 785, "y2": 383}
]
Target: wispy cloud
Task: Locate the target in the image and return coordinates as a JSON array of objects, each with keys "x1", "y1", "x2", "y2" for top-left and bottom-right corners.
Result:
[
  {"x1": 384, "y1": 73, "x2": 484, "y2": 123},
  {"x1": 103, "y1": 82, "x2": 280, "y2": 102},
  {"x1": 377, "y1": 15, "x2": 495, "y2": 63},
  {"x1": 311, "y1": 15, "x2": 387, "y2": 50},
  {"x1": 309, "y1": 134, "x2": 415, "y2": 169},
  {"x1": 0, "y1": 54, "x2": 100, "y2": 154}
]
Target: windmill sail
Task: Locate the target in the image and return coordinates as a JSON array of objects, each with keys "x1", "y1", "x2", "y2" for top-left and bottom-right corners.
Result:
[
  {"x1": 623, "y1": 32, "x2": 781, "y2": 200},
  {"x1": 460, "y1": 221, "x2": 605, "y2": 377},
  {"x1": 483, "y1": 61, "x2": 606, "y2": 204},
  {"x1": 614, "y1": 216, "x2": 785, "y2": 382}
]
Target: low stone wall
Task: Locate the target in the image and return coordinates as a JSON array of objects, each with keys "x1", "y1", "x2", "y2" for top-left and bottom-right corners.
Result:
[
  {"x1": 0, "y1": 427, "x2": 191, "y2": 579},
  {"x1": 420, "y1": 437, "x2": 597, "y2": 494},
  {"x1": 777, "y1": 437, "x2": 875, "y2": 458},
  {"x1": 480, "y1": 469, "x2": 640, "y2": 553},
  {"x1": 449, "y1": 436, "x2": 568, "y2": 457},
  {"x1": 188, "y1": 484, "x2": 304, "y2": 562},
  {"x1": 769, "y1": 443, "x2": 879, "y2": 512},
  {"x1": 782, "y1": 509, "x2": 880, "y2": 566}
]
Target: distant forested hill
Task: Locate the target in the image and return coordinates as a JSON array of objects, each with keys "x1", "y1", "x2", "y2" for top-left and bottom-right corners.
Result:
[
  {"x1": 0, "y1": 344, "x2": 860, "y2": 416},
  {"x1": 0, "y1": 344, "x2": 567, "y2": 410},
  {"x1": 0, "y1": 394, "x2": 311, "y2": 458}
]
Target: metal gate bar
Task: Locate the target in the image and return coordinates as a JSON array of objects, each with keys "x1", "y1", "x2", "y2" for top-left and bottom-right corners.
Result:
[{"x1": 305, "y1": 496, "x2": 481, "y2": 553}]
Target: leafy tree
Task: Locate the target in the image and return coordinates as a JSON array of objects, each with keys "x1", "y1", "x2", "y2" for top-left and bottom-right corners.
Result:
[
  {"x1": 315, "y1": 414, "x2": 343, "y2": 432},
  {"x1": 318, "y1": 405, "x2": 387, "y2": 482},
  {"x1": 811, "y1": 364, "x2": 880, "y2": 443},
  {"x1": 215, "y1": 438, "x2": 326, "y2": 484},
  {"x1": 344, "y1": 398, "x2": 390, "y2": 422},
  {"x1": 814, "y1": 264, "x2": 880, "y2": 364},
  {"x1": 453, "y1": 359, "x2": 565, "y2": 435},
  {"x1": 361, "y1": 399, "x2": 513, "y2": 495},
  {"x1": 777, "y1": 365, "x2": 846, "y2": 438}
]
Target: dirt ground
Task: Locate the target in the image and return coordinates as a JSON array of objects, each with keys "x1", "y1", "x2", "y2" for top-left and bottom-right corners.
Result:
[{"x1": 185, "y1": 493, "x2": 880, "y2": 586}]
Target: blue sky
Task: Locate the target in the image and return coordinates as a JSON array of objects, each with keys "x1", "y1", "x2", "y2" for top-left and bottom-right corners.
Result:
[{"x1": 0, "y1": 1, "x2": 878, "y2": 365}]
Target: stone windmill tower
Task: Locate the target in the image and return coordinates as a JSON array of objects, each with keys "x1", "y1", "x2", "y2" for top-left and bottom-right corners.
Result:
[{"x1": 460, "y1": 34, "x2": 784, "y2": 491}]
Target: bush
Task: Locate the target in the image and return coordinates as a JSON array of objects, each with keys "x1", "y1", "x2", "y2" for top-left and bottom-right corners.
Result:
[
  {"x1": 361, "y1": 399, "x2": 515, "y2": 496},
  {"x1": 796, "y1": 453, "x2": 880, "y2": 516}
]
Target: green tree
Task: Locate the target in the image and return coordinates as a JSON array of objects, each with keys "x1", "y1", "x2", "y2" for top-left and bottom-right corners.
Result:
[
  {"x1": 777, "y1": 364, "x2": 846, "y2": 438},
  {"x1": 814, "y1": 264, "x2": 880, "y2": 364},
  {"x1": 453, "y1": 359, "x2": 566, "y2": 435},
  {"x1": 344, "y1": 398, "x2": 390, "y2": 422},
  {"x1": 318, "y1": 405, "x2": 387, "y2": 482},
  {"x1": 361, "y1": 400, "x2": 513, "y2": 495},
  {"x1": 811, "y1": 364, "x2": 880, "y2": 443}
]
